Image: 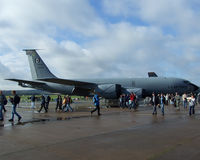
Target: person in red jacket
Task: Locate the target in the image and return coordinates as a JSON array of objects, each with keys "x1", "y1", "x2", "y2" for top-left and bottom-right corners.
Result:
[{"x1": 129, "y1": 92, "x2": 135, "y2": 109}]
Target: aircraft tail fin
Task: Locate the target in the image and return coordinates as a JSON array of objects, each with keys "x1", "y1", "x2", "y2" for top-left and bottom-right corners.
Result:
[{"x1": 23, "y1": 49, "x2": 57, "y2": 80}]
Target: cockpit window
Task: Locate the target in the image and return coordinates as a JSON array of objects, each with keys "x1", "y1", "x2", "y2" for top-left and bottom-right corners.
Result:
[{"x1": 183, "y1": 80, "x2": 190, "y2": 84}]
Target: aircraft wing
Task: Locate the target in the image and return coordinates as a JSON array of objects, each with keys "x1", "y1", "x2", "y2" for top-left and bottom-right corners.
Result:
[
  {"x1": 38, "y1": 78, "x2": 97, "y2": 87},
  {"x1": 6, "y1": 79, "x2": 46, "y2": 85}
]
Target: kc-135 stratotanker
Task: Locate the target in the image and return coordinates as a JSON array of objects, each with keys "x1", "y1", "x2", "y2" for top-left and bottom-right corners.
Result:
[{"x1": 6, "y1": 49, "x2": 199, "y2": 99}]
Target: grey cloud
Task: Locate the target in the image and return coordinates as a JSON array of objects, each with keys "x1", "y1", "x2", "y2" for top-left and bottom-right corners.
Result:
[
  {"x1": 0, "y1": 20, "x2": 13, "y2": 28},
  {"x1": 0, "y1": 61, "x2": 23, "y2": 90},
  {"x1": 0, "y1": 0, "x2": 107, "y2": 37}
]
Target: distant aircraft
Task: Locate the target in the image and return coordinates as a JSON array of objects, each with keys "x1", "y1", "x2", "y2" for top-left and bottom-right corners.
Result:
[{"x1": 6, "y1": 49, "x2": 199, "y2": 99}]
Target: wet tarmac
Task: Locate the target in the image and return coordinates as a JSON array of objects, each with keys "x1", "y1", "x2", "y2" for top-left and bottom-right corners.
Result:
[{"x1": 0, "y1": 102, "x2": 200, "y2": 160}]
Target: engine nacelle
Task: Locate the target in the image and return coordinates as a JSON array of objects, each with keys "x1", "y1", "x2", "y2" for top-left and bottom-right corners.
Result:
[
  {"x1": 18, "y1": 82, "x2": 31, "y2": 88},
  {"x1": 122, "y1": 88, "x2": 143, "y2": 98},
  {"x1": 95, "y1": 84, "x2": 121, "y2": 99}
]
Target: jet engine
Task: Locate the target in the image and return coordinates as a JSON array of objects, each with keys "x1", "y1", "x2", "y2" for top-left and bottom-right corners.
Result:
[
  {"x1": 18, "y1": 82, "x2": 31, "y2": 88},
  {"x1": 122, "y1": 88, "x2": 144, "y2": 98},
  {"x1": 95, "y1": 84, "x2": 121, "y2": 99}
]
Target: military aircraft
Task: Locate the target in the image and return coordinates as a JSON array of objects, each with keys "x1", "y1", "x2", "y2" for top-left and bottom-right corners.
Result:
[{"x1": 6, "y1": 49, "x2": 199, "y2": 99}]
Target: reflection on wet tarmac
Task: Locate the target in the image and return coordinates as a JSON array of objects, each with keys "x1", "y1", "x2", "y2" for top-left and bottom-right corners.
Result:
[
  {"x1": 1, "y1": 101, "x2": 200, "y2": 128},
  {"x1": 1, "y1": 102, "x2": 200, "y2": 160}
]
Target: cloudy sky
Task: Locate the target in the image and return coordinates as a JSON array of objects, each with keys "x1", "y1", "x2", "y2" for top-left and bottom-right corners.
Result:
[{"x1": 0, "y1": 0, "x2": 200, "y2": 89}]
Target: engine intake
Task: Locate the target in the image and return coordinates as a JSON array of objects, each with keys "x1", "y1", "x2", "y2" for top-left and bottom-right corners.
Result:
[
  {"x1": 95, "y1": 84, "x2": 121, "y2": 99},
  {"x1": 122, "y1": 88, "x2": 143, "y2": 98}
]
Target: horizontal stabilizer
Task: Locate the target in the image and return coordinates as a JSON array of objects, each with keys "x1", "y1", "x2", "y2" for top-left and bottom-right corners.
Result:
[
  {"x1": 38, "y1": 78, "x2": 96, "y2": 87},
  {"x1": 6, "y1": 79, "x2": 46, "y2": 85},
  {"x1": 148, "y1": 72, "x2": 158, "y2": 77}
]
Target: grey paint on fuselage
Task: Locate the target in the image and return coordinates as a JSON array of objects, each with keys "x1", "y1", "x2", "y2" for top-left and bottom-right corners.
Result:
[{"x1": 41, "y1": 77, "x2": 197, "y2": 97}]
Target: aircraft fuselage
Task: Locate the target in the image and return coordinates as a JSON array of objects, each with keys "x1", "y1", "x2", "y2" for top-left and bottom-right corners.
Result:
[{"x1": 33, "y1": 77, "x2": 198, "y2": 97}]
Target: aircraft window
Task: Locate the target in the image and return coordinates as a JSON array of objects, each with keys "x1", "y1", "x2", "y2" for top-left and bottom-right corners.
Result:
[{"x1": 183, "y1": 81, "x2": 189, "y2": 84}]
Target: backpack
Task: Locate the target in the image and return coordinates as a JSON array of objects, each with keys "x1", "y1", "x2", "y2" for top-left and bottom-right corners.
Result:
[
  {"x1": 15, "y1": 95, "x2": 21, "y2": 104},
  {"x1": 93, "y1": 96, "x2": 96, "y2": 103}
]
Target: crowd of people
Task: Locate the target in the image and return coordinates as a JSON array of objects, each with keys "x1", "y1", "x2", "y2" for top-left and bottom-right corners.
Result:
[
  {"x1": 0, "y1": 90, "x2": 21, "y2": 122},
  {"x1": 150, "y1": 92, "x2": 197, "y2": 116},
  {"x1": 34, "y1": 95, "x2": 74, "y2": 113},
  {"x1": 119, "y1": 92, "x2": 138, "y2": 110},
  {"x1": 0, "y1": 91, "x2": 78, "y2": 122},
  {"x1": 29, "y1": 93, "x2": 101, "y2": 116},
  {"x1": 0, "y1": 89, "x2": 199, "y2": 123},
  {"x1": 119, "y1": 92, "x2": 198, "y2": 116}
]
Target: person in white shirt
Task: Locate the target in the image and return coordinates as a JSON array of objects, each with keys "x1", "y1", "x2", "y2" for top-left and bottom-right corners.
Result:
[
  {"x1": 182, "y1": 93, "x2": 187, "y2": 109},
  {"x1": 188, "y1": 95, "x2": 195, "y2": 116}
]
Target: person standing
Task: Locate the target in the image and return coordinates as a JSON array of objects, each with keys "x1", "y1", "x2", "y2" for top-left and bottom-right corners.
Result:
[
  {"x1": 157, "y1": 94, "x2": 161, "y2": 108},
  {"x1": 182, "y1": 93, "x2": 187, "y2": 109},
  {"x1": 62, "y1": 96, "x2": 67, "y2": 111},
  {"x1": 169, "y1": 94, "x2": 172, "y2": 105},
  {"x1": 122, "y1": 94, "x2": 126, "y2": 108},
  {"x1": 119, "y1": 94, "x2": 126, "y2": 109},
  {"x1": 91, "y1": 93, "x2": 101, "y2": 116},
  {"x1": 31, "y1": 95, "x2": 36, "y2": 109},
  {"x1": 2, "y1": 98, "x2": 7, "y2": 112},
  {"x1": 125, "y1": 94, "x2": 129, "y2": 108},
  {"x1": 45, "y1": 95, "x2": 51, "y2": 111},
  {"x1": 0, "y1": 91, "x2": 7, "y2": 121},
  {"x1": 134, "y1": 93, "x2": 138, "y2": 109},
  {"x1": 151, "y1": 93, "x2": 158, "y2": 115},
  {"x1": 197, "y1": 94, "x2": 200, "y2": 105},
  {"x1": 65, "y1": 95, "x2": 73, "y2": 112},
  {"x1": 160, "y1": 93, "x2": 165, "y2": 116},
  {"x1": 129, "y1": 92, "x2": 135, "y2": 109},
  {"x1": 119, "y1": 95, "x2": 123, "y2": 108},
  {"x1": 194, "y1": 93, "x2": 197, "y2": 105},
  {"x1": 9, "y1": 90, "x2": 22, "y2": 122},
  {"x1": 175, "y1": 92, "x2": 181, "y2": 110},
  {"x1": 38, "y1": 95, "x2": 48, "y2": 113},
  {"x1": 55, "y1": 95, "x2": 62, "y2": 111},
  {"x1": 189, "y1": 95, "x2": 195, "y2": 116},
  {"x1": 165, "y1": 94, "x2": 169, "y2": 105}
]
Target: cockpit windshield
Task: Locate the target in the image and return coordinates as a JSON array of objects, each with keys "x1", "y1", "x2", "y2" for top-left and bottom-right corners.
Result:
[{"x1": 183, "y1": 80, "x2": 190, "y2": 84}]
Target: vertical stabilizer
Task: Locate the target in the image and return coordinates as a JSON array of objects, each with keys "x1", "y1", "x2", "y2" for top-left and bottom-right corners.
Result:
[{"x1": 23, "y1": 49, "x2": 57, "y2": 80}]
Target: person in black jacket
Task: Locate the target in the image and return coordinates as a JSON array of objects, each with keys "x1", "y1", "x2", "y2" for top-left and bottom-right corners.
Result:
[
  {"x1": 9, "y1": 90, "x2": 22, "y2": 122},
  {"x1": 45, "y1": 95, "x2": 51, "y2": 111},
  {"x1": 151, "y1": 93, "x2": 159, "y2": 115},
  {"x1": 55, "y1": 95, "x2": 62, "y2": 111},
  {"x1": 0, "y1": 90, "x2": 7, "y2": 121},
  {"x1": 38, "y1": 95, "x2": 48, "y2": 113},
  {"x1": 31, "y1": 95, "x2": 36, "y2": 109},
  {"x1": 160, "y1": 93, "x2": 166, "y2": 116}
]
